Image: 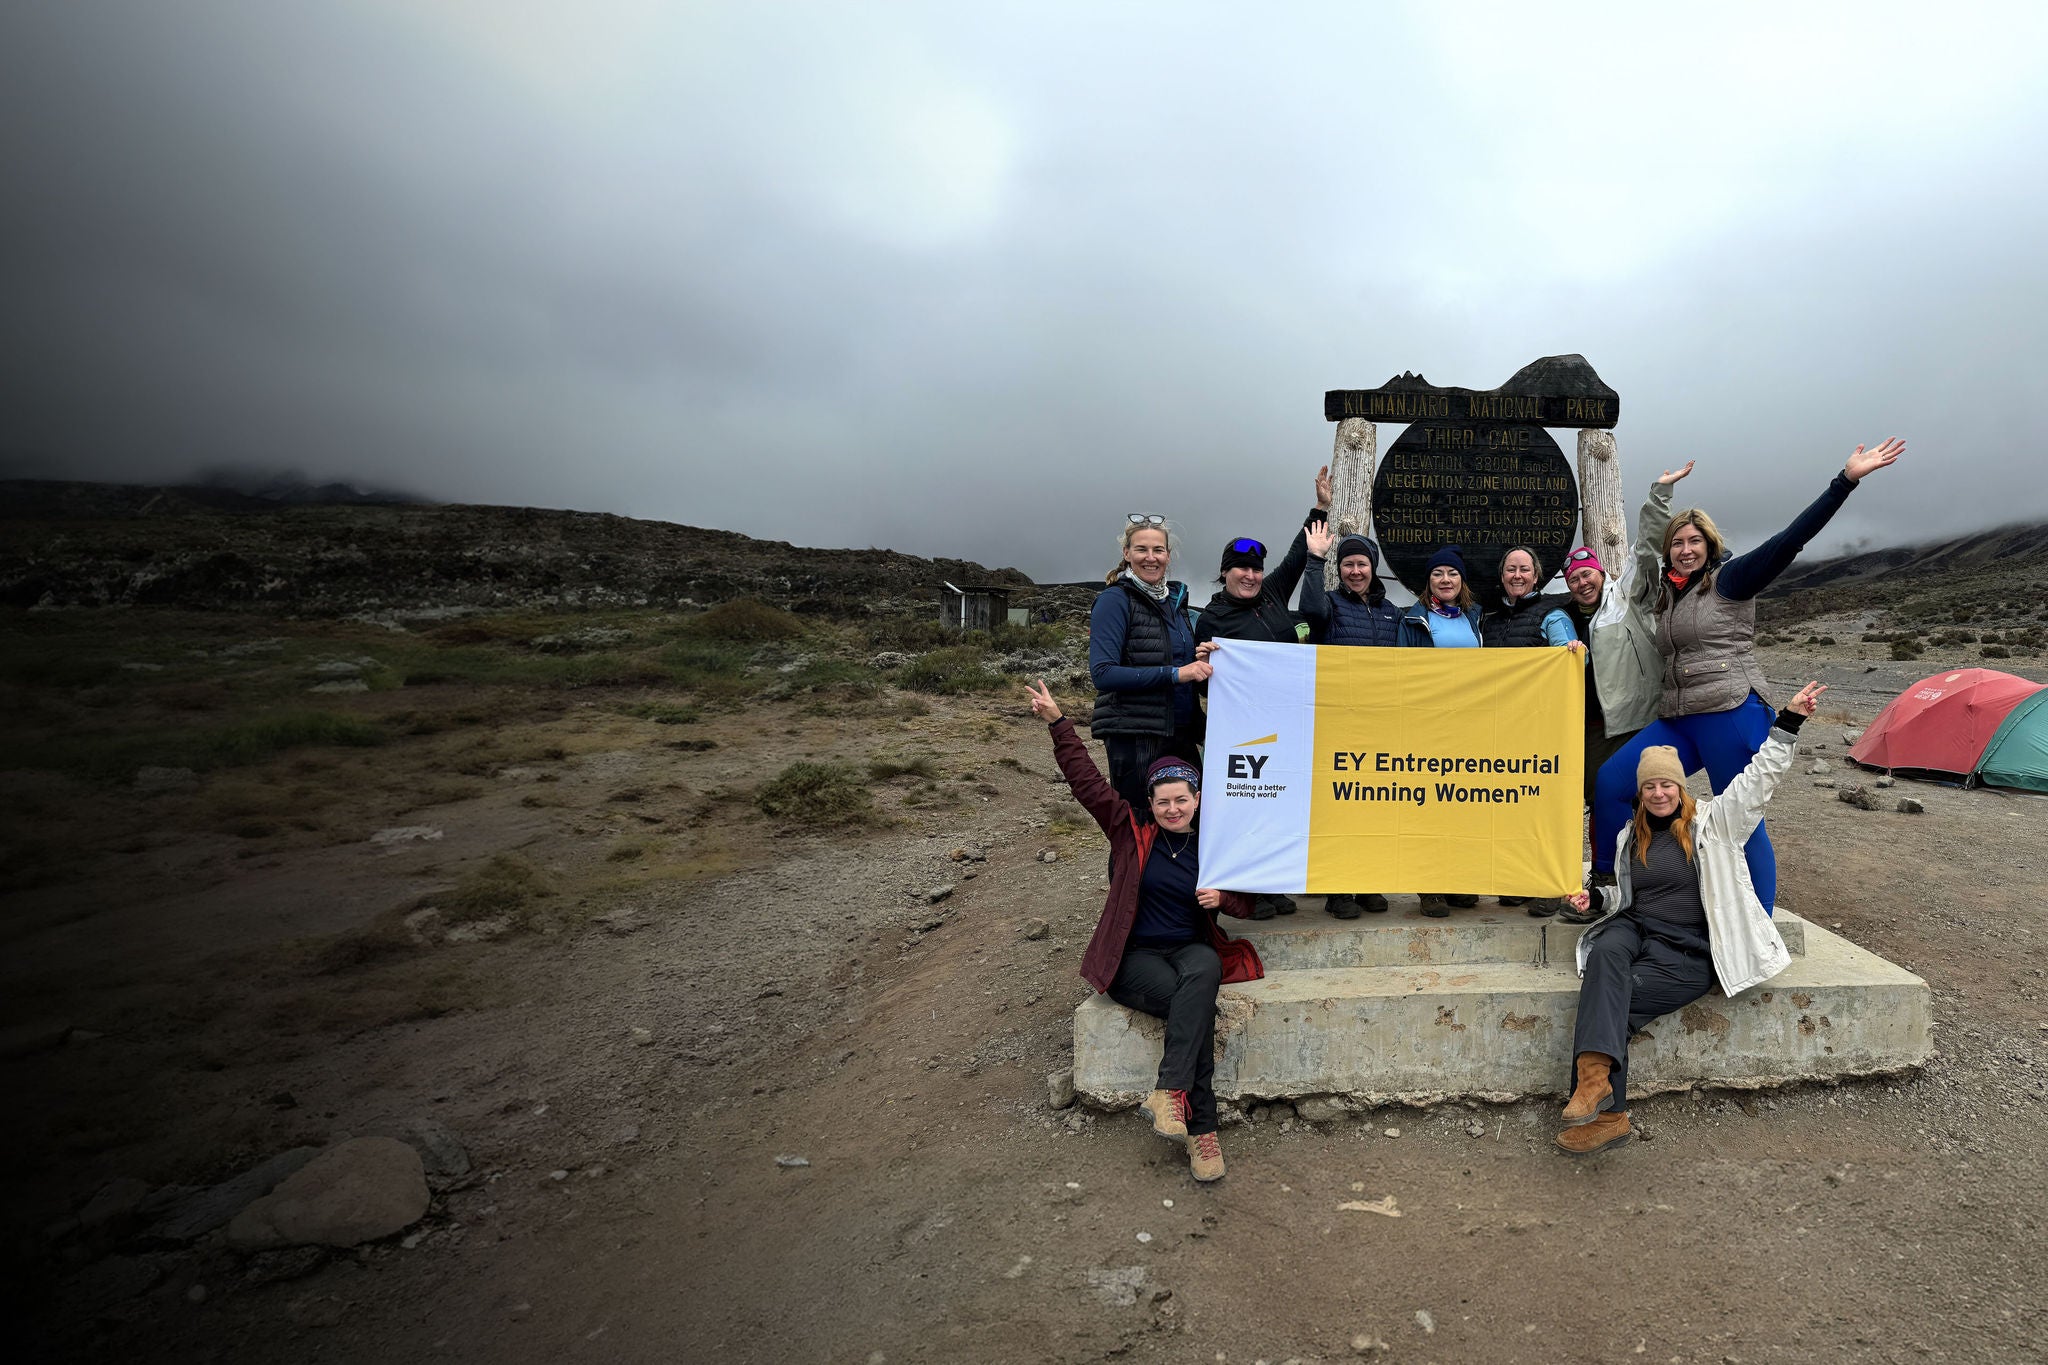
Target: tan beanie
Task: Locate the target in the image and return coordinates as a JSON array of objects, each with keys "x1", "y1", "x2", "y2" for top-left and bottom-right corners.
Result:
[{"x1": 1636, "y1": 745, "x2": 1686, "y2": 789}]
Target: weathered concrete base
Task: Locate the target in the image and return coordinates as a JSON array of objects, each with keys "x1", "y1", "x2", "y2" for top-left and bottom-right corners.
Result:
[{"x1": 1074, "y1": 909, "x2": 1928, "y2": 1109}]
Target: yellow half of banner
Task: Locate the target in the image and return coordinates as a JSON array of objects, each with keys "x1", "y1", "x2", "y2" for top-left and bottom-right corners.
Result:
[{"x1": 1305, "y1": 647, "x2": 1584, "y2": 897}]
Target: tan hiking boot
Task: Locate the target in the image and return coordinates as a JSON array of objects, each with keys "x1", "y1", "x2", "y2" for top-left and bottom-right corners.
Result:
[
  {"x1": 1561, "y1": 1051, "x2": 1615, "y2": 1125},
  {"x1": 1555, "y1": 1110, "x2": 1631, "y2": 1155},
  {"x1": 1139, "y1": 1088, "x2": 1190, "y2": 1139},
  {"x1": 1186, "y1": 1130, "x2": 1225, "y2": 1181}
]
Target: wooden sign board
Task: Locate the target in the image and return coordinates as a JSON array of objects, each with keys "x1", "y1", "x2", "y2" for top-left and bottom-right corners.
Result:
[
  {"x1": 1370, "y1": 421, "x2": 1581, "y2": 598},
  {"x1": 1325, "y1": 353, "x2": 1619, "y2": 430}
]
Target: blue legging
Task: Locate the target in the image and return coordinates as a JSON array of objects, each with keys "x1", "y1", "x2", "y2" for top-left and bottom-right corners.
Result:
[{"x1": 1592, "y1": 693, "x2": 1777, "y2": 913}]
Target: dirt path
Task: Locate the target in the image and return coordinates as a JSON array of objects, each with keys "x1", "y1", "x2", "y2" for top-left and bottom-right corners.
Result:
[{"x1": 11, "y1": 646, "x2": 2048, "y2": 1364}]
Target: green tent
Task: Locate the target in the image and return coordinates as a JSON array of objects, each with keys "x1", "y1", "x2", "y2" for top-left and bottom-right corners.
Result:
[{"x1": 1977, "y1": 687, "x2": 2048, "y2": 794}]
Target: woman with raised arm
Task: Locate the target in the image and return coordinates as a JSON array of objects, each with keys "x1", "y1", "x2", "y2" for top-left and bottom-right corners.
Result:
[
  {"x1": 1554, "y1": 680, "x2": 1826, "y2": 1155},
  {"x1": 1300, "y1": 522, "x2": 1403, "y2": 918},
  {"x1": 1193, "y1": 472, "x2": 1334, "y2": 919},
  {"x1": 1590, "y1": 441, "x2": 1904, "y2": 915},
  {"x1": 1028, "y1": 679, "x2": 1261, "y2": 1183},
  {"x1": 1088, "y1": 515, "x2": 1212, "y2": 811}
]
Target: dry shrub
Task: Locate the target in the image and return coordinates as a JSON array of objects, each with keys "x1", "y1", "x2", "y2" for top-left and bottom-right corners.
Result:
[{"x1": 755, "y1": 761, "x2": 874, "y2": 826}]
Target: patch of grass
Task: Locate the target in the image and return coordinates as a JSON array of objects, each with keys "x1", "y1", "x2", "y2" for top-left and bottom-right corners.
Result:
[
  {"x1": 659, "y1": 639, "x2": 754, "y2": 698},
  {"x1": 777, "y1": 657, "x2": 881, "y2": 698},
  {"x1": 622, "y1": 701, "x2": 702, "y2": 725},
  {"x1": 755, "y1": 761, "x2": 875, "y2": 826},
  {"x1": 441, "y1": 854, "x2": 551, "y2": 926},
  {"x1": 869, "y1": 753, "x2": 940, "y2": 781},
  {"x1": 679, "y1": 598, "x2": 806, "y2": 642},
  {"x1": 205, "y1": 710, "x2": 384, "y2": 765},
  {"x1": 899, "y1": 646, "x2": 1004, "y2": 695}
]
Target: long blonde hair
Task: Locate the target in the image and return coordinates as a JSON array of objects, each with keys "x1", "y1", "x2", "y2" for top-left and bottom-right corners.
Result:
[
  {"x1": 1660, "y1": 509, "x2": 1726, "y2": 605},
  {"x1": 1631, "y1": 787, "x2": 1698, "y2": 868},
  {"x1": 1105, "y1": 520, "x2": 1172, "y2": 585}
]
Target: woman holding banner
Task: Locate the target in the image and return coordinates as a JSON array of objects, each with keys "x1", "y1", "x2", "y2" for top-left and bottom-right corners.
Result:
[
  {"x1": 1590, "y1": 440, "x2": 1904, "y2": 914},
  {"x1": 1481, "y1": 545, "x2": 1584, "y2": 916},
  {"x1": 1027, "y1": 678, "x2": 1261, "y2": 1183},
  {"x1": 1394, "y1": 547, "x2": 1484, "y2": 916},
  {"x1": 1089, "y1": 516, "x2": 1211, "y2": 812},
  {"x1": 1299, "y1": 530, "x2": 1402, "y2": 917},
  {"x1": 1555, "y1": 680, "x2": 1824, "y2": 1155}
]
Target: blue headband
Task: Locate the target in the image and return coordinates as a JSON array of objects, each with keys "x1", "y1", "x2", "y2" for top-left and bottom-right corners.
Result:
[{"x1": 1148, "y1": 763, "x2": 1201, "y2": 793}]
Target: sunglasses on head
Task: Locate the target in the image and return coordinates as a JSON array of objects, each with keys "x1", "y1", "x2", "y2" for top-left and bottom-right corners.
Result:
[
  {"x1": 1227, "y1": 538, "x2": 1266, "y2": 557},
  {"x1": 1127, "y1": 513, "x2": 1166, "y2": 526},
  {"x1": 1566, "y1": 549, "x2": 1600, "y2": 566}
]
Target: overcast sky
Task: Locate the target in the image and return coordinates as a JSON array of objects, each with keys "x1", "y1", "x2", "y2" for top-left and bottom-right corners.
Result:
[{"x1": 5, "y1": 2, "x2": 2046, "y2": 585}]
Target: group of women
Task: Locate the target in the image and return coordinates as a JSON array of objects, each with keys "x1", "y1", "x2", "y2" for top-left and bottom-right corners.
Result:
[{"x1": 1038, "y1": 438, "x2": 1904, "y2": 1179}]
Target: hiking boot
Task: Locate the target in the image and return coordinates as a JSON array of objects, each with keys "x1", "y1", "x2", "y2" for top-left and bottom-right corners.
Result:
[
  {"x1": 1267, "y1": 894, "x2": 1298, "y2": 917},
  {"x1": 1525, "y1": 898, "x2": 1561, "y2": 918},
  {"x1": 1186, "y1": 1130, "x2": 1226, "y2": 1182},
  {"x1": 1418, "y1": 894, "x2": 1450, "y2": 919},
  {"x1": 1561, "y1": 1052, "x2": 1616, "y2": 1125},
  {"x1": 1248, "y1": 897, "x2": 1278, "y2": 921},
  {"x1": 1554, "y1": 1110, "x2": 1631, "y2": 1155},
  {"x1": 1498, "y1": 895, "x2": 1529, "y2": 906},
  {"x1": 1445, "y1": 894, "x2": 1478, "y2": 908},
  {"x1": 1139, "y1": 1088, "x2": 1190, "y2": 1139},
  {"x1": 1325, "y1": 894, "x2": 1362, "y2": 920},
  {"x1": 1358, "y1": 893, "x2": 1389, "y2": 914}
]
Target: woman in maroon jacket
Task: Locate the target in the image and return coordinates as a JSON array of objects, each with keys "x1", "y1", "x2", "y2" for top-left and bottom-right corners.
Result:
[{"x1": 1028, "y1": 679, "x2": 1262, "y2": 1183}]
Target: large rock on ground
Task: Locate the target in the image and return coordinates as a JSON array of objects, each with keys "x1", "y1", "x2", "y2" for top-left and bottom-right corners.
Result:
[
  {"x1": 226, "y1": 1138, "x2": 429, "y2": 1251},
  {"x1": 146, "y1": 1147, "x2": 320, "y2": 1243}
]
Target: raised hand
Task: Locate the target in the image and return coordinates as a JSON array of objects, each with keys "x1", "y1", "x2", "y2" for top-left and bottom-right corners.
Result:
[
  {"x1": 1786, "y1": 680, "x2": 1828, "y2": 717},
  {"x1": 1304, "y1": 520, "x2": 1336, "y2": 559},
  {"x1": 1026, "y1": 678, "x2": 1063, "y2": 723},
  {"x1": 1844, "y1": 438, "x2": 1905, "y2": 483},
  {"x1": 1195, "y1": 888, "x2": 1223, "y2": 911},
  {"x1": 1656, "y1": 460, "x2": 1695, "y2": 486},
  {"x1": 1315, "y1": 464, "x2": 1334, "y2": 510},
  {"x1": 1177, "y1": 660, "x2": 1214, "y2": 685}
]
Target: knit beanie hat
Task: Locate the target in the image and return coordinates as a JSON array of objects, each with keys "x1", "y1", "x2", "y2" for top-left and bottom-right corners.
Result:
[
  {"x1": 1335, "y1": 535, "x2": 1379, "y2": 567},
  {"x1": 1564, "y1": 545, "x2": 1606, "y2": 578},
  {"x1": 1426, "y1": 545, "x2": 1467, "y2": 577},
  {"x1": 1146, "y1": 756, "x2": 1201, "y2": 794},
  {"x1": 1219, "y1": 540, "x2": 1265, "y2": 573},
  {"x1": 1636, "y1": 746, "x2": 1686, "y2": 789}
]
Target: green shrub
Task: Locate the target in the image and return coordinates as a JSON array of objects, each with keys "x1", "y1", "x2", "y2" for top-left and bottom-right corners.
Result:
[
  {"x1": 1890, "y1": 640, "x2": 1923, "y2": 661},
  {"x1": 755, "y1": 761, "x2": 874, "y2": 825},
  {"x1": 679, "y1": 598, "x2": 805, "y2": 642},
  {"x1": 864, "y1": 617, "x2": 955, "y2": 653},
  {"x1": 1982, "y1": 645, "x2": 2011, "y2": 659},
  {"x1": 443, "y1": 854, "x2": 549, "y2": 925},
  {"x1": 206, "y1": 711, "x2": 384, "y2": 765},
  {"x1": 899, "y1": 646, "x2": 1004, "y2": 695},
  {"x1": 779, "y1": 658, "x2": 881, "y2": 698},
  {"x1": 623, "y1": 701, "x2": 701, "y2": 725}
]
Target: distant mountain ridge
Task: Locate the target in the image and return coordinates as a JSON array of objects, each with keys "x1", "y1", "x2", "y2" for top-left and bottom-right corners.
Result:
[
  {"x1": 1768, "y1": 521, "x2": 2048, "y2": 595},
  {"x1": 0, "y1": 479, "x2": 1032, "y2": 617}
]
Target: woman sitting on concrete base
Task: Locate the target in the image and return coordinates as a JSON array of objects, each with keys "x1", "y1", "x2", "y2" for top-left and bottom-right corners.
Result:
[{"x1": 1554, "y1": 680, "x2": 1825, "y2": 1155}]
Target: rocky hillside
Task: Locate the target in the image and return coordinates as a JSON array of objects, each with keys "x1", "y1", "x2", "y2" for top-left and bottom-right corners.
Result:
[
  {"x1": 0, "y1": 480, "x2": 1038, "y2": 620},
  {"x1": 1771, "y1": 521, "x2": 2048, "y2": 595}
]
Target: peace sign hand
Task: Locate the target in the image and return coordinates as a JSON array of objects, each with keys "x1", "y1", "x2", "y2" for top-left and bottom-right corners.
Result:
[
  {"x1": 1786, "y1": 681, "x2": 1828, "y2": 717},
  {"x1": 1026, "y1": 678, "x2": 1063, "y2": 723}
]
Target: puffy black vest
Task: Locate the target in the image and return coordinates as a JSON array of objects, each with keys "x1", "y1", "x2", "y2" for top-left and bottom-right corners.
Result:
[
  {"x1": 1091, "y1": 581, "x2": 1183, "y2": 737},
  {"x1": 1195, "y1": 589, "x2": 1297, "y2": 645},
  {"x1": 1481, "y1": 593, "x2": 1565, "y2": 649},
  {"x1": 1323, "y1": 587, "x2": 1403, "y2": 647}
]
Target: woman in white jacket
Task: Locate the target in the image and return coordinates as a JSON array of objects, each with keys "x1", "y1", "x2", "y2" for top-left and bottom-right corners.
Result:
[{"x1": 1553, "y1": 680, "x2": 1826, "y2": 1155}]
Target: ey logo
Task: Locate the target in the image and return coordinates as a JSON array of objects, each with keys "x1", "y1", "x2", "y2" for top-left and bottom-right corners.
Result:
[{"x1": 1227, "y1": 732, "x2": 1277, "y2": 780}]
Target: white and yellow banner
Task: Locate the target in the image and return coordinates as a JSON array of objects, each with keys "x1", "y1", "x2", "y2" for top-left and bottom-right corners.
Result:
[{"x1": 1199, "y1": 641, "x2": 1584, "y2": 896}]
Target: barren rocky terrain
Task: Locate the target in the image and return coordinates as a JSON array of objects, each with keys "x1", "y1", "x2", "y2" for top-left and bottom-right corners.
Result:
[{"x1": 5, "y1": 501, "x2": 2048, "y2": 1364}]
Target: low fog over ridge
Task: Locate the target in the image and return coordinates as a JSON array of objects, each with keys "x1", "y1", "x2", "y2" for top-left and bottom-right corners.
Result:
[{"x1": 4, "y1": 2, "x2": 2046, "y2": 584}]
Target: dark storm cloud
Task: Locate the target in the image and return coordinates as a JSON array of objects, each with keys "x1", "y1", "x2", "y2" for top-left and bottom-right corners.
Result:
[{"x1": 5, "y1": 3, "x2": 2047, "y2": 583}]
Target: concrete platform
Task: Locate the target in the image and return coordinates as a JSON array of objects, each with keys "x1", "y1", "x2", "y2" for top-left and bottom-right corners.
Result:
[
  {"x1": 1073, "y1": 916, "x2": 1926, "y2": 1108},
  {"x1": 1239, "y1": 898, "x2": 1805, "y2": 971}
]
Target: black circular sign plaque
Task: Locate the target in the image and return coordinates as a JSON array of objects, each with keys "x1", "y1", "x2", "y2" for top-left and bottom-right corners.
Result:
[{"x1": 1370, "y1": 421, "x2": 1580, "y2": 599}]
